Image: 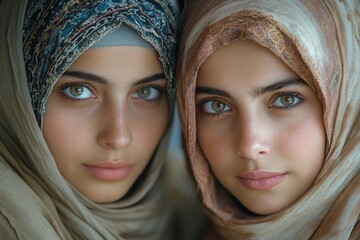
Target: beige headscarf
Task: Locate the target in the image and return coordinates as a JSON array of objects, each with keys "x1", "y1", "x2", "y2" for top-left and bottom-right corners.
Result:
[
  {"x1": 0, "y1": 0, "x2": 180, "y2": 239},
  {"x1": 177, "y1": 0, "x2": 360, "y2": 239}
]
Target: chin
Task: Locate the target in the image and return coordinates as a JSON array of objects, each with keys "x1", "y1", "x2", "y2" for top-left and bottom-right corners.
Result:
[
  {"x1": 250, "y1": 207, "x2": 282, "y2": 216},
  {"x1": 82, "y1": 189, "x2": 127, "y2": 203},
  {"x1": 242, "y1": 200, "x2": 286, "y2": 216}
]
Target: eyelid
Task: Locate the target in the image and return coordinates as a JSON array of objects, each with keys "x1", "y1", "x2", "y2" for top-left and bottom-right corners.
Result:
[
  {"x1": 61, "y1": 82, "x2": 96, "y2": 94},
  {"x1": 195, "y1": 94, "x2": 229, "y2": 107},
  {"x1": 133, "y1": 83, "x2": 166, "y2": 94},
  {"x1": 134, "y1": 78, "x2": 167, "y2": 87},
  {"x1": 131, "y1": 85, "x2": 167, "y2": 105},
  {"x1": 60, "y1": 80, "x2": 94, "y2": 89},
  {"x1": 134, "y1": 81, "x2": 167, "y2": 92},
  {"x1": 268, "y1": 91, "x2": 305, "y2": 110},
  {"x1": 132, "y1": 86, "x2": 158, "y2": 99},
  {"x1": 59, "y1": 82, "x2": 96, "y2": 102},
  {"x1": 271, "y1": 91, "x2": 304, "y2": 101},
  {"x1": 196, "y1": 96, "x2": 232, "y2": 119},
  {"x1": 195, "y1": 95, "x2": 215, "y2": 108}
]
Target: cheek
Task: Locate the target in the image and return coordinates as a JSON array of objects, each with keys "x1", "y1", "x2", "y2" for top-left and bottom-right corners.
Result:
[
  {"x1": 197, "y1": 122, "x2": 216, "y2": 156},
  {"x1": 278, "y1": 114, "x2": 326, "y2": 171},
  {"x1": 42, "y1": 105, "x2": 93, "y2": 160},
  {"x1": 197, "y1": 121, "x2": 231, "y2": 169},
  {"x1": 44, "y1": 113, "x2": 83, "y2": 143},
  {"x1": 133, "y1": 107, "x2": 169, "y2": 150},
  {"x1": 42, "y1": 111, "x2": 74, "y2": 173}
]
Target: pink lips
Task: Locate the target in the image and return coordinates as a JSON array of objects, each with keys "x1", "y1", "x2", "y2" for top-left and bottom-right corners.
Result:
[
  {"x1": 83, "y1": 160, "x2": 132, "y2": 181},
  {"x1": 237, "y1": 171, "x2": 286, "y2": 190}
]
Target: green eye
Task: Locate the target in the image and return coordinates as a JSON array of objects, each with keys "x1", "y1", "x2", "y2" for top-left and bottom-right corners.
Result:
[
  {"x1": 137, "y1": 87, "x2": 151, "y2": 99},
  {"x1": 273, "y1": 94, "x2": 302, "y2": 108},
  {"x1": 70, "y1": 86, "x2": 84, "y2": 97},
  {"x1": 133, "y1": 87, "x2": 161, "y2": 100},
  {"x1": 63, "y1": 85, "x2": 93, "y2": 99},
  {"x1": 211, "y1": 101, "x2": 227, "y2": 112},
  {"x1": 201, "y1": 100, "x2": 230, "y2": 114},
  {"x1": 281, "y1": 96, "x2": 296, "y2": 106}
]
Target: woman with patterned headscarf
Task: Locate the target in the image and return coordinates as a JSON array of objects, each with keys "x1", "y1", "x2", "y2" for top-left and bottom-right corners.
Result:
[
  {"x1": 177, "y1": 0, "x2": 359, "y2": 239},
  {"x1": 0, "y1": 0, "x2": 191, "y2": 239}
]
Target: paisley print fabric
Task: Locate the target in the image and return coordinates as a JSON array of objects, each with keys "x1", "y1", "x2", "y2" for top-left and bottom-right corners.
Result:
[{"x1": 23, "y1": 0, "x2": 178, "y2": 124}]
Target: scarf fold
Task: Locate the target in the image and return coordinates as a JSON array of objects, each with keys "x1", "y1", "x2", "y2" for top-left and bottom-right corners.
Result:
[
  {"x1": 0, "y1": 0, "x2": 179, "y2": 239},
  {"x1": 177, "y1": 0, "x2": 360, "y2": 239}
]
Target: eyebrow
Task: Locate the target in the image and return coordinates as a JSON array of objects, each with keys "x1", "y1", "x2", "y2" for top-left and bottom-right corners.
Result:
[
  {"x1": 196, "y1": 86, "x2": 230, "y2": 97},
  {"x1": 251, "y1": 78, "x2": 306, "y2": 98},
  {"x1": 63, "y1": 71, "x2": 166, "y2": 86},
  {"x1": 63, "y1": 71, "x2": 110, "y2": 85},
  {"x1": 196, "y1": 78, "x2": 306, "y2": 98}
]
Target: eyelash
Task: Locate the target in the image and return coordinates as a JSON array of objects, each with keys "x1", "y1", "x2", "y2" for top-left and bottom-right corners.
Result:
[
  {"x1": 132, "y1": 85, "x2": 167, "y2": 104},
  {"x1": 196, "y1": 91, "x2": 305, "y2": 119},
  {"x1": 57, "y1": 82, "x2": 167, "y2": 105},
  {"x1": 196, "y1": 97, "x2": 231, "y2": 119},
  {"x1": 269, "y1": 91, "x2": 305, "y2": 111},
  {"x1": 60, "y1": 82, "x2": 95, "y2": 103}
]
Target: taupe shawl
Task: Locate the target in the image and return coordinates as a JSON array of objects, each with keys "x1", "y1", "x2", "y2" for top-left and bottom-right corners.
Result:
[
  {"x1": 177, "y1": 0, "x2": 360, "y2": 239},
  {"x1": 0, "y1": 0, "x2": 179, "y2": 239}
]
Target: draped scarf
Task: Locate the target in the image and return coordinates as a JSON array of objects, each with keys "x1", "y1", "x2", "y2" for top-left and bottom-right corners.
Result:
[
  {"x1": 177, "y1": 0, "x2": 360, "y2": 239},
  {"x1": 0, "y1": 0, "x2": 179, "y2": 239}
]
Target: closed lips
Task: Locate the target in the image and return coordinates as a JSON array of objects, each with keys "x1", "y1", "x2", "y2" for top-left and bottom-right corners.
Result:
[
  {"x1": 237, "y1": 171, "x2": 287, "y2": 190},
  {"x1": 83, "y1": 160, "x2": 132, "y2": 181}
]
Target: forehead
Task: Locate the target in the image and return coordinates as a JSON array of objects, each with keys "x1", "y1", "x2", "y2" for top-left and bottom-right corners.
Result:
[
  {"x1": 60, "y1": 47, "x2": 164, "y2": 91},
  {"x1": 69, "y1": 47, "x2": 162, "y2": 72},
  {"x1": 197, "y1": 40, "x2": 297, "y2": 89}
]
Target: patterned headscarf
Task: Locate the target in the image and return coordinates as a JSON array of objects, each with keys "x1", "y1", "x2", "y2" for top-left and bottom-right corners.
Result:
[
  {"x1": 0, "y1": 0, "x2": 180, "y2": 239},
  {"x1": 177, "y1": 0, "x2": 359, "y2": 239},
  {"x1": 23, "y1": 0, "x2": 178, "y2": 125}
]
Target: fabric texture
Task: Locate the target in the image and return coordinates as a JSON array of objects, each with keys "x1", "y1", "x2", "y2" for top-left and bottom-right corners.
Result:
[
  {"x1": 0, "y1": 0, "x2": 179, "y2": 239},
  {"x1": 177, "y1": 0, "x2": 360, "y2": 239},
  {"x1": 23, "y1": 0, "x2": 178, "y2": 125}
]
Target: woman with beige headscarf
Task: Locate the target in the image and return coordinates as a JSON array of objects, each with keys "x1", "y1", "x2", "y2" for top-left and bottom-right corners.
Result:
[
  {"x1": 0, "y1": 0, "x2": 196, "y2": 239},
  {"x1": 177, "y1": 0, "x2": 359, "y2": 239}
]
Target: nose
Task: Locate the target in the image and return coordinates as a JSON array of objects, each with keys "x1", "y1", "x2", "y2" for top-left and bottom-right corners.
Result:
[
  {"x1": 235, "y1": 114, "x2": 270, "y2": 160},
  {"x1": 97, "y1": 105, "x2": 132, "y2": 149}
]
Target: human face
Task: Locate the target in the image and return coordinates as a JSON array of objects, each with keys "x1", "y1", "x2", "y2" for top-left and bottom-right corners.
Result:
[
  {"x1": 195, "y1": 40, "x2": 325, "y2": 215},
  {"x1": 43, "y1": 47, "x2": 169, "y2": 203}
]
